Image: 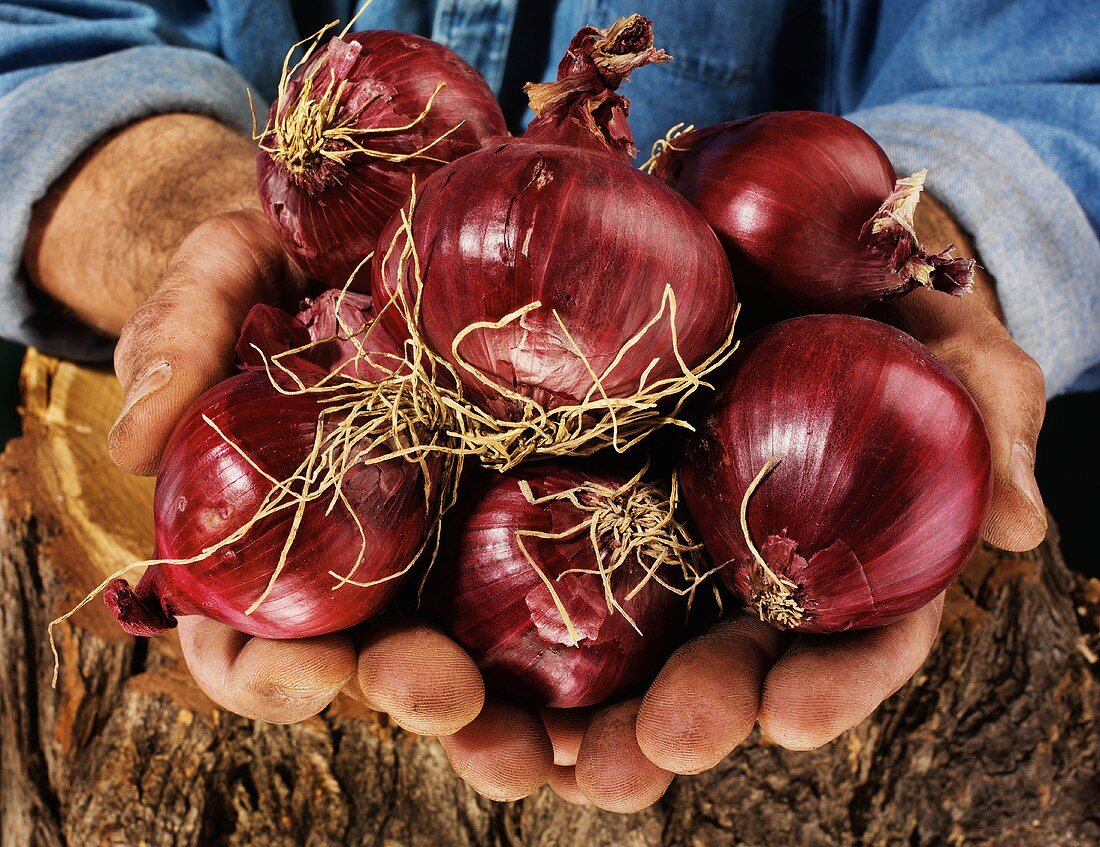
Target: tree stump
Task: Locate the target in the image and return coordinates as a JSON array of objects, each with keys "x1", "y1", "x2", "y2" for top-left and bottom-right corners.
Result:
[{"x1": 1, "y1": 349, "x2": 1097, "y2": 847}]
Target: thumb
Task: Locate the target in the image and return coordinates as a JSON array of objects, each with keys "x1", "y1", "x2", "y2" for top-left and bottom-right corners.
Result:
[
  {"x1": 878, "y1": 194, "x2": 1048, "y2": 553},
  {"x1": 932, "y1": 327, "x2": 1047, "y2": 551},
  {"x1": 109, "y1": 210, "x2": 304, "y2": 475}
]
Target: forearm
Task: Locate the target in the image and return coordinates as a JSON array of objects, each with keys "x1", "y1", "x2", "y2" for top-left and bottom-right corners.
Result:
[{"x1": 23, "y1": 114, "x2": 259, "y2": 336}]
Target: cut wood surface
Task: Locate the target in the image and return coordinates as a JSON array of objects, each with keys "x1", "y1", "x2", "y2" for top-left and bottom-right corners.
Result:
[{"x1": 1, "y1": 349, "x2": 1097, "y2": 847}]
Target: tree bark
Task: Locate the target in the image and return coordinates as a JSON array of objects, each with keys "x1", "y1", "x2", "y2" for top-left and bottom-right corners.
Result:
[{"x1": 2, "y1": 350, "x2": 1097, "y2": 847}]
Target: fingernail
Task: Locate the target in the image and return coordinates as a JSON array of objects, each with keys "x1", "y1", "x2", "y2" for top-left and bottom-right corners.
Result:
[
  {"x1": 114, "y1": 361, "x2": 172, "y2": 427},
  {"x1": 1010, "y1": 442, "x2": 1047, "y2": 529}
]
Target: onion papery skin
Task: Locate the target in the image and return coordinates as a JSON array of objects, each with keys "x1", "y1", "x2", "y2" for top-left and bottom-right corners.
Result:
[
  {"x1": 372, "y1": 142, "x2": 736, "y2": 421},
  {"x1": 257, "y1": 30, "x2": 507, "y2": 289},
  {"x1": 429, "y1": 466, "x2": 686, "y2": 709},
  {"x1": 652, "y1": 112, "x2": 973, "y2": 318},
  {"x1": 238, "y1": 290, "x2": 406, "y2": 384},
  {"x1": 105, "y1": 370, "x2": 432, "y2": 639},
  {"x1": 680, "y1": 315, "x2": 992, "y2": 633},
  {"x1": 295, "y1": 289, "x2": 409, "y2": 382}
]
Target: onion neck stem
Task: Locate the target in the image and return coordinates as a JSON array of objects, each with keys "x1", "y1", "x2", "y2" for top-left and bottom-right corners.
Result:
[
  {"x1": 739, "y1": 456, "x2": 806, "y2": 629},
  {"x1": 858, "y1": 169, "x2": 976, "y2": 297}
]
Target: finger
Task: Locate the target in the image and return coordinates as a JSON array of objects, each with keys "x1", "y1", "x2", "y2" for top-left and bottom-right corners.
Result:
[
  {"x1": 758, "y1": 593, "x2": 944, "y2": 750},
  {"x1": 931, "y1": 331, "x2": 1047, "y2": 551},
  {"x1": 177, "y1": 615, "x2": 355, "y2": 724},
  {"x1": 548, "y1": 766, "x2": 590, "y2": 805},
  {"x1": 109, "y1": 210, "x2": 303, "y2": 476},
  {"x1": 541, "y1": 707, "x2": 593, "y2": 766},
  {"x1": 438, "y1": 701, "x2": 553, "y2": 801},
  {"x1": 354, "y1": 619, "x2": 484, "y2": 736},
  {"x1": 636, "y1": 616, "x2": 785, "y2": 773},
  {"x1": 576, "y1": 699, "x2": 673, "y2": 813}
]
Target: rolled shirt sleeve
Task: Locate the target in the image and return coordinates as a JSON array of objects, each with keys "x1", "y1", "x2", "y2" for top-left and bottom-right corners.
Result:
[
  {"x1": 848, "y1": 103, "x2": 1100, "y2": 398},
  {"x1": 835, "y1": 0, "x2": 1100, "y2": 397},
  {"x1": 0, "y1": 45, "x2": 257, "y2": 360}
]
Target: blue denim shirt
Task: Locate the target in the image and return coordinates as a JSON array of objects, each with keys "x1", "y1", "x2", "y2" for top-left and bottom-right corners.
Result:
[{"x1": 1, "y1": 1, "x2": 1097, "y2": 395}]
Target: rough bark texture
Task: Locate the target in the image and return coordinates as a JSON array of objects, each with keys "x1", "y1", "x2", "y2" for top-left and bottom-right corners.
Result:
[{"x1": 2, "y1": 350, "x2": 1098, "y2": 847}]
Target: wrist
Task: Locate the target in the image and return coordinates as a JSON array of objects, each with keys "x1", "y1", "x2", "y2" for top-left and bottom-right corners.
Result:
[{"x1": 25, "y1": 114, "x2": 260, "y2": 335}]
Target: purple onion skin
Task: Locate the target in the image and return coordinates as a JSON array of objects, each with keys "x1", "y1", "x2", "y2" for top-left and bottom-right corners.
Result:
[
  {"x1": 680, "y1": 315, "x2": 992, "y2": 633},
  {"x1": 105, "y1": 371, "x2": 432, "y2": 639},
  {"x1": 237, "y1": 291, "x2": 405, "y2": 384},
  {"x1": 294, "y1": 289, "x2": 409, "y2": 382},
  {"x1": 257, "y1": 30, "x2": 507, "y2": 289},
  {"x1": 235, "y1": 303, "x2": 317, "y2": 378},
  {"x1": 653, "y1": 112, "x2": 920, "y2": 317},
  {"x1": 429, "y1": 467, "x2": 684, "y2": 709},
  {"x1": 372, "y1": 142, "x2": 736, "y2": 421}
]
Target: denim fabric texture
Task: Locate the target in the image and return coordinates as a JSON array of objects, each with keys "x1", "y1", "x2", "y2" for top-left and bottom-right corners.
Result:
[{"x1": 0, "y1": 0, "x2": 1096, "y2": 392}]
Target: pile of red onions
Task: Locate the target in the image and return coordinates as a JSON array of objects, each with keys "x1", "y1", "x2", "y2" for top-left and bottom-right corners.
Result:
[
  {"x1": 83, "y1": 14, "x2": 997, "y2": 718},
  {"x1": 257, "y1": 27, "x2": 507, "y2": 288},
  {"x1": 649, "y1": 112, "x2": 975, "y2": 317},
  {"x1": 371, "y1": 15, "x2": 737, "y2": 450},
  {"x1": 105, "y1": 299, "x2": 435, "y2": 639},
  {"x1": 429, "y1": 465, "x2": 701, "y2": 708},
  {"x1": 680, "y1": 315, "x2": 992, "y2": 632}
]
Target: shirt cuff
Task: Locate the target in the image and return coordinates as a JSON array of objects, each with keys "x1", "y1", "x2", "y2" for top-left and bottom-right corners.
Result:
[
  {"x1": 0, "y1": 45, "x2": 260, "y2": 362},
  {"x1": 847, "y1": 104, "x2": 1100, "y2": 398}
]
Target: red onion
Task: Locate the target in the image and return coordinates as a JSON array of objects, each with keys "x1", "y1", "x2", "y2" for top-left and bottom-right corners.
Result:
[
  {"x1": 238, "y1": 290, "x2": 408, "y2": 385},
  {"x1": 430, "y1": 465, "x2": 705, "y2": 708},
  {"x1": 370, "y1": 16, "x2": 736, "y2": 469},
  {"x1": 257, "y1": 26, "x2": 507, "y2": 288},
  {"x1": 680, "y1": 315, "x2": 992, "y2": 632},
  {"x1": 649, "y1": 112, "x2": 974, "y2": 317},
  {"x1": 105, "y1": 312, "x2": 437, "y2": 639}
]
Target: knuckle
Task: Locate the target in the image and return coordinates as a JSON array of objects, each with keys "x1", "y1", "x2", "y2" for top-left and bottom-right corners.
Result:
[
  {"x1": 242, "y1": 679, "x2": 331, "y2": 724},
  {"x1": 934, "y1": 331, "x2": 1046, "y2": 406},
  {"x1": 190, "y1": 211, "x2": 288, "y2": 291},
  {"x1": 933, "y1": 328, "x2": 1008, "y2": 378},
  {"x1": 154, "y1": 211, "x2": 296, "y2": 318},
  {"x1": 1012, "y1": 348, "x2": 1046, "y2": 401},
  {"x1": 188, "y1": 209, "x2": 266, "y2": 250},
  {"x1": 119, "y1": 295, "x2": 171, "y2": 344},
  {"x1": 932, "y1": 339, "x2": 980, "y2": 380},
  {"x1": 114, "y1": 296, "x2": 177, "y2": 381}
]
